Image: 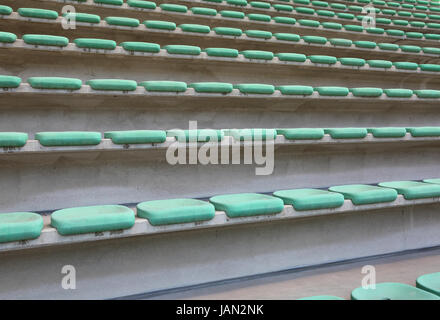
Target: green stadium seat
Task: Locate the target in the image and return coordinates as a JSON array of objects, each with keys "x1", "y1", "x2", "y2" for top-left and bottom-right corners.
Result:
[
  {"x1": 348, "y1": 5, "x2": 363, "y2": 12},
  {"x1": 393, "y1": 62, "x2": 419, "y2": 70},
  {"x1": 213, "y1": 27, "x2": 243, "y2": 36},
  {"x1": 424, "y1": 34, "x2": 440, "y2": 40},
  {"x1": 328, "y1": 184, "x2": 398, "y2": 204},
  {"x1": 322, "y1": 22, "x2": 343, "y2": 30},
  {"x1": 18, "y1": 8, "x2": 58, "y2": 20},
  {"x1": 382, "y1": 89, "x2": 414, "y2": 97},
  {"x1": 120, "y1": 42, "x2": 161, "y2": 53},
  {"x1": 244, "y1": 30, "x2": 273, "y2": 39},
  {"x1": 308, "y1": 55, "x2": 337, "y2": 64},
  {"x1": 274, "y1": 33, "x2": 301, "y2": 42},
  {"x1": 137, "y1": 199, "x2": 215, "y2": 226},
  {"x1": 422, "y1": 47, "x2": 440, "y2": 55},
  {"x1": 324, "y1": 128, "x2": 368, "y2": 138},
  {"x1": 400, "y1": 45, "x2": 421, "y2": 53},
  {"x1": 160, "y1": 3, "x2": 187, "y2": 13},
  {"x1": 0, "y1": 31, "x2": 17, "y2": 43},
  {"x1": 344, "y1": 25, "x2": 364, "y2": 32},
  {"x1": 392, "y1": 19, "x2": 409, "y2": 26},
  {"x1": 354, "y1": 41, "x2": 377, "y2": 49},
  {"x1": 209, "y1": 193, "x2": 284, "y2": 218},
  {"x1": 376, "y1": 18, "x2": 392, "y2": 24},
  {"x1": 427, "y1": 22, "x2": 440, "y2": 28},
  {"x1": 276, "y1": 85, "x2": 313, "y2": 94},
  {"x1": 382, "y1": 9, "x2": 398, "y2": 15},
  {"x1": 295, "y1": 7, "x2": 316, "y2": 15},
  {"x1": 329, "y1": 38, "x2": 353, "y2": 47},
  {"x1": 86, "y1": 79, "x2": 137, "y2": 91},
  {"x1": 298, "y1": 295, "x2": 345, "y2": 300},
  {"x1": 330, "y1": 3, "x2": 347, "y2": 10},
  {"x1": 351, "y1": 283, "x2": 440, "y2": 300},
  {"x1": 317, "y1": 10, "x2": 335, "y2": 17},
  {"x1": 51, "y1": 205, "x2": 135, "y2": 235},
  {"x1": 302, "y1": 36, "x2": 327, "y2": 44},
  {"x1": 127, "y1": 0, "x2": 156, "y2": 9},
  {"x1": 179, "y1": 24, "x2": 210, "y2": 34},
  {"x1": 94, "y1": 0, "x2": 123, "y2": 5},
  {"x1": 74, "y1": 38, "x2": 117, "y2": 50},
  {"x1": 23, "y1": 34, "x2": 68, "y2": 47},
  {"x1": 406, "y1": 32, "x2": 423, "y2": 39},
  {"x1": 220, "y1": 10, "x2": 245, "y2": 19},
  {"x1": 277, "y1": 128, "x2": 323, "y2": 138},
  {"x1": 312, "y1": 1, "x2": 329, "y2": 7},
  {"x1": 247, "y1": 13, "x2": 272, "y2": 22},
  {"x1": 144, "y1": 20, "x2": 177, "y2": 30},
  {"x1": 416, "y1": 272, "x2": 440, "y2": 296},
  {"x1": 167, "y1": 129, "x2": 224, "y2": 142},
  {"x1": 105, "y1": 17, "x2": 140, "y2": 27},
  {"x1": 0, "y1": 5, "x2": 12, "y2": 15},
  {"x1": 413, "y1": 13, "x2": 428, "y2": 18},
  {"x1": 294, "y1": 0, "x2": 310, "y2": 4},
  {"x1": 420, "y1": 64, "x2": 440, "y2": 72},
  {"x1": 414, "y1": 90, "x2": 440, "y2": 98},
  {"x1": 164, "y1": 45, "x2": 201, "y2": 55},
  {"x1": 0, "y1": 132, "x2": 28, "y2": 147},
  {"x1": 204, "y1": 47, "x2": 239, "y2": 57},
  {"x1": 350, "y1": 87, "x2": 383, "y2": 97},
  {"x1": 225, "y1": 128, "x2": 277, "y2": 141},
  {"x1": 191, "y1": 7, "x2": 217, "y2": 16},
  {"x1": 273, "y1": 4, "x2": 294, "y2": 11},
  {"x1": 274, "y1": 188, "x2": 345, "y2": 210},
  {"x1": 234, "y1": 83, "x2": 275, "y2": 94},
  {"x1": 28, "y1": 77, "x2": 82, "y2": 90},
  {"x1": 250, "y1": 1, "x2": 271, "y2": 9},
  {"x1": 139, "y1": 81, "x2": 187, "y2": 92},
  {"x1": 378, "y1": 180, "x2": 440, "y2": 199},
  {"x1": 299, "y1": 19, "x2": 321, "y2": 27},
  {"x1": 63, "y1": 12, "x2": 101, "y2": 24},
  {"x1": 36, "y1": 131, "x2": 102, "y2": 146},
  {"x1": 409, "y1": 21, "x2": 426, "y2": 28},
  {"x1": 397, "y1": 10, "x2": 412, "y2": 16},
  {"x1": 386, "y1": 29, "x2": 405, "y2": 36},
  {"x1": 378, "y1": 43, "x2": 399, "y2": 51},
  {"x1": 273, "y1": 16, "x2": 296, "y2": 24},
  {"x1": 366, "y1": 27, "x2": 385, "y2": 34},
  {"x1": 275, "y1": 53, "x2": 307, "y2": 62},
  {"x1": 0, "y1": 212, "x2": 43, "y2": 243},
  {"x1": 189, "y1": 82, "x2": 234, "y2": 93},
  {"x1": 0, "y1": 75, "x2": 21, "y2": 88},
  {"x1": 227, "y1": 0, "x2": 248, "y2": 6},
  {"x1": 337, "y1": 13, "x2": 355, "y2": 20},
  {"x1": 367, "y1": 127, "x2": 407, "y2": 137},
  {"x1": 104, "y1": 130, "x2": 167, "y2": 144},
  {"x1": 241, "y1": 50, "x2": 274, "y2": 60},
  {"x1": 406, "y1": 127, "x2": 440, "y2": 136},
  {"x1": 314, "y1": 87, "x2": 350, "y2": 96}
]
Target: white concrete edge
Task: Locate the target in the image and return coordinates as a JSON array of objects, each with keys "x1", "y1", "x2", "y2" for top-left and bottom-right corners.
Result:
[{"x1": 1, "y1": 194, "x2": 439, "y2": 253}]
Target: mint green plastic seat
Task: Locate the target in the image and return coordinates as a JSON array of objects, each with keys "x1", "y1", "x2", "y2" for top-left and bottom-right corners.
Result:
[
  {"x1": 324, "y1": 128, "x2": 368, "y2": 138},
  {"x1": 87, "y1": 79, "x2": 137, "y2": 91},
  {"x1": 104, "y1": 130, "x2": 167, "y2": 144},
  {"x1": 367, "y1": 60, "x2": 393, "y2": 69},
  {"x1": 250, "y1": 1, "x2": 271, "y2": 8},
  {"x1": 378, "y1": 180, "x2": 440, "y2": 199},
  {"x1": 344, "y1": 24, "x2": 364, "y2": 32},
  {"x1": 400, "y1": 45, "x2": 421, "y2": 53},
  {"x1": 191, "y1": 7, "x2": 217, "y2": 16},
  {"x1": 209, "y1": 193, "x2": 284, "y2": 218},
  {"x1": 367, "y1": 127, "x2": 407, "y2": 137},
  {"x1": 225, "y1": 129, "x2": 276, "y2": 141},
  {"x1": 274, "y1": 188, "x2": 344, "y2": 211},
  {"x1": 422, "y1": 47, "x2": 440, "y2": 55},
  {"x1": 277, "y1": 128, "x2": 324, "y2": 138},
  {"x1": 386, "y1": 29, "x2": 405, "y2": 36},
  {"x1": 330, "y1": 3, "x2": 346, "y2": 10},
  {"x1": 295, "y1": 7, "x2": 316, "y2": 15},
  {"x1": 354, "y1": 41, "x2": 377, "y2": 49},
  {"x1": 189, "y1": 82, "x2": 233, "y2": 93},
  {"x1": 350, "y1": 88, "x2": 383, "y2": 97},
  {"x1": 329, "y1": 38, "x2": 353, "y2": 47},
  {"x1": 273, "y1": 4, "x2": 294, "y2": 11},
  {"x1": 302, "y1": 36, "x2": 327, "y2": 44},
  {"x1": 393, "y1": 62, "x2": 418, "y2": 70},
  {"x1": 348, "y1": 5, "x2": 363, "y2": 12},
  {"x1": 273, "y1": 16, "x2": 296, "y2": 24},
  {"x1": 0, "y1": 132, "x2": 28, "y2": 147},
  {"x1": 393, "y1": 19, "x2": 409, "y2": 26},
  {"x1": 0, "y1": 31, "x2": 17, "y2": 43},
  {"x1": 294, "y1": 0, "x2": 310, "y2": 4},
  {"x1": 366, "y1": 27, "x2": 385, "y2": 34},
  {"x1": 322, "y1": 22, "x2": 342, "y2": 30},
  {"x1": 337, "y1": 13, "x2": 355, "y2": 20},
  {"x1": 298, "y1": 295, "x2": 344, "y2": 300},
  {"x1": 18, "y1": 8, "x2": 58, "y2": 20},
  {"x1": 427, "y1": 22, "x2": 440, "y2": 29},
  {"x1": 234, "y1": 84, "x2": 275, "y2": 94},
  {"x1": 127, "y1": 0, "x2": 156, "y2": 9},
  {"x1": 406, "y1": 32, "x2": 423, "y2": 39},
  {"x1": 406, "y1": 127, "x2": 440, "y2": 136},
  {"x1": 137, "y1": 199, "x2": 215, "y2": 226},
  {"x1": 51, "y1": 205, "x2": 135, "y2": 235},
  {"x1": 298, "y1": 19, "x2": 321, "y2": 28},
  {"x1": 179, "y1": 24, "x2": 211, "y2": 34},
  {"x1": 94, "y1": 0, "x2": 123, "y2": 5},
  {"x1": 247, "y1": 14, "x2": 271, "y2": 22},
  {"x1": 144, "y1": 20, "x2": 176, "y2": 30},
  {"x1": 275, "y1": 53, "x2": 307, "y2": 62},
  {"x1": 0, "y1": 5, "x2": 12, "y2": 15},
  {"x1": 164, "y1": 45, "x2": 201, "y2": 55},
  {"x1": 378, "y1": 43, "x2": 399, "y2": 51},
  {"x1": 329, "y1": 184, "x2": 398, "y2": 205},
  {"x1": 0, "y1": 212, "x2": 43, "y2": 243},
  {"x1": 276, "y1": 85, "x2": 313, "y2": 95},
  {"x1": 409, "y1": 21, "x2": 426, "y2": 28},
  {"x1": 382, "y1": 9, "x2": 397, "y2": 15},
  {"x1": 167, "y1": 129, "x2": 224, "y2": 142},
  {"x1": 413, "y1": 90, "x2": 440, "y2": 98},
  {"x1": 339, "y1": 58, "x2": 366, "y2": 66},
  {"x1": 416, "y1": 273, "x2": 440, "y2": 296},
  {"x1": 140, "y1": 81, "x2": 187, "y2": 92},
  {"x1": 23, "y1": 34, "x2": 68, "y2": 47},
  {"x1": 74, "y1": 38, "x2": 116, "y2": 50},
  {"x1": 314, "y1": 87, "x2": 349, "y2": 96},
  {"x1": 308, "y1": 55, "x2": 337, "y2": 64},
  {"x1": 204, "y1": 47, "x2": 239, "y2": 57},
  {"x1": 245, "y1": 30, "x2": 272, "y2": 39},
  {"x1": 220, "y1": 10, "x2": 245, "y2": 19},
  {"x1": 241, "y1": 50, "x2": 274, "y2": 60},
  {"x1": 383, "y1": 89, "x2": 414, "y2": 97},
  {"x1": 36, "y1": 131, "x2": 102, "y2": 146},
  {"x1": 105, "y1": 16, "x2": 140, "y2": 27},
  {"x1": 317, "y1": 10, "x2": 335, "y2": 17},
  {"x1": 121, "y1": 42, "x2": 160, "y2": 53},
  {"x1": 312, "y1": 0, "x2": 329, "y2": 7},
  {"x1": 425, "y1": 34, "x2": 440, "y2": 40},
  {"x1": 352, "y1": 283, "x2": 440, "y2": 300},
  {"x1": 63, "y1": 12, "x2": 101, "y2": 24},
  {"x1": 227, "y1": 0, "x2": 248, "y2": 5},
  {"x1": 274, "y1": 33, "x2": 301, "y2": 42},
  {"x1": 376, "y1": 18, "x2": 392, "y2": 25},
  {"x1": 28, "y1": 77, "x2": 82, "y2": 90},
  {"x1": 160, "y1": 3, "x2": 187, "y2": 13},
  {"x1": 213, "y1": 27, "x2": 242, "y2": 36},
  {"x1": 0, "y1": 75, "x2": 21, "y2": 88}
]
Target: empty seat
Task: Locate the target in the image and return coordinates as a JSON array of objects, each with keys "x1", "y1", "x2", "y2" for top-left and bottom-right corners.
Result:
[
  {"x1": 23, "y1": 34, "x2": 68, "y2": 47},
  {"x1": 277, "y1": 128, "x2": 324, "y2": 139},
  {"x1": 273, "y1": 188, "x2": 345, "y2": 210},
  {"x1": 353, "y1": 41, "x2": 377, "y2": 49},
  {"x1": 87, "y1": 79, "x2": 137, "y2": 91},
  {"x1": 209, "y1": 193, "x2": 284, "y2": 217},
  {"x1": 338, "y1": 58, "x2": 366, "y2": 67},
  {"x1": 0, "y1": 31, "x2": 17, "y2": 43},
  {"x1": 94, "y1": 0, "x2": 123, "y2": 5},
  {"x1": 329, "y1": 38, "x2": 353, "y2": 47},
  {"x1": 51, "y1": 205, "x2": 135, "y2": 235},
  {"x1": 167, "y1": 129, "x2": 224, "y2": 142},
  {"x1": 273, "y1": 16, "x2": 296, "y2": 24},
  {"x1": 298, "y1": 19, "x2": 321, "y2": 27},
  {"x1": 273, "y1": 4, "x2": 294, "y2": 12},
  {"x1": 164, "y1": 45, "x2": 201, "y2": 55},
  {"x1": 35, "y1": 132, "x2": 102, "y2": 146},
  {"x1": 137, "y1": 199, "x2": 215, "y2": 225},
  {"x1": 424, "y1": 178, "x2": 440, "y2": 185},
  {"x1": 247, "y1": 14, "x2": 271, "y2": 22},
  {"x1": 275, "y1": 53, "x2": 306, "y2": 62},
  {"x1": 189, "y1": 82, "x2": 234, "y2": 93},
  {"x1": 139, "y1": 81, "x2": 187, "y2": 92},
  {"x1": 274, "y1": 33, "x2": 301, "y2": 42},
  {"x1": 0, "y1": 212, "x2": 43, "y2": 243},
  {"x1": 298, "y1": 295, "x2": 344, "y2": 300},
  {"x1": 191, "y1": 7, "x2": 217, "y2": 16},
  {"x1": 220, "y1": 10, "x2": 245, "y2": 19},
  {"x1": 413, "y1": 90, "x2": 440, "y2": 98},
  {"x1": 28, "y1": 77, "x2": 82, "y2": 90},
  {"x1": 378, "y1": 180, "x2": 440, "y2": 199},
  {"x1": 351, "y1": 282, "x2": 440, "y2": 300},
  {"x1": 204, "y1": 47, "x2": 239, "y2": 57},
  {"x1": 302, "y1": 36, "x2": 327, "y2": 44},
  {"x1": 0, "y1": 5, "x2": 12, "y2": 15},
  {"x1": 179, "y1": 24, "x2": 211, "y2": 34},
  {"x1": 144, "y1": 20, "x2": 176, "y2": 30},
  {"x1": 382, "y1": 89, "x2": 414, "y2": 98},
  {"x1": 213, "y1": 27, "x2": 243, "y2": 36},
  {"x1": 314, "y1": 87, "x2": 349, "y2": 96},
  {"x1": 276, "y1": 85, "x2": 313, "y2": 94},
  {"x1": 227, "y1": 0, "x2": 248, "y2": 6},
  {"x1": 367, "y1": 60, "x2": 393, "y2": 69},
  {"x1": 350, "y1": 88, "x2": 383, "y2": 97},
  {"x1": 244, "y1": 30, "x2": 272, "y2": 39},
  {"x1": 104, "y1": 130, "x2": 167, "y2": 144},
  {"x1": 394, "y1": 62, "x2": 419, "y2": 70},
  {"x1": 63, "y1": 12, "x2": 101, "y2": 24},
  {"x1": 324, "y1": 128, "x2": 368, "y2": 138},
  {"x1": 416, "y1": 272, "x2": 440, "y2": 296},
  {"x1": 400, "y1": 45, "x2": 421, "y2": 53},
  {"x1": 121, "y1": 42, "x2": 160, "y2": 53},
  {"x1": 160, "y1": 4, "x2": 187, "y2": 13},
  {"x1": 0, "y1": 132, "x2": 28, "y2": 147},
  {"x1": 406, "y1": 127, "x2": 440, "y2": 136},
  {"x1": 241, "y1": 50, "x2": 274, "y2": 60},
  {"x1": 18, "y1": 8, "x2": 58, "y2": 20},
  {"x1": 225, "y1": 128, "x2": 277, "y2": 141},
  {"x1": 308, "y1": 55, "x2": 337, "y2": 64},
  {"x1": 74, "y1": 38, "x2": 117, "y2": 50},
  {"x1": 0, "y1": 75, "x2": 21, "y2": 88},
  {"x1": 367, "y1": 127, "x2": 407, "y2": 137},
  {"x1": 105, "y1": 17, "x2": 140, "y2": 27},
  {"x1": 127, "y1": 0, "x2": 156, "y2": 9},
  {"x1": 328, "y1": 184, "x2": 398, "y2": 205},
  {"x1": 234, "y1": 83, "x2": 275, "y2": 94}
]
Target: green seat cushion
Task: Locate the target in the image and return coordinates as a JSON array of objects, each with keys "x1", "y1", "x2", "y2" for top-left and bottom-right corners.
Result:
[
  {"x1": 36, "y1": 131, "x2": 102, "y2": 146},
  {"x1": 366, "y1": 27, "x2": 385, "y2": 34},
  {"x1": 226, "y1": 0, "x2": 248, "y2": 5},
  {"x1": 416, "y1": 272, "x2": 440, "y2": 296},
  {"x1": 322, "y1": 22, "x2": 342, "y2": 30},
  {"x1": 308, "y1": 55, "x2": 337, "y2": 64},
  {"x1": 234, "y1": 83, "x2": 275, "y2": 94},
  {"x1": 205, "y1": 47, "x2": 239, "y2": 57},
  {"x1": 400, "y1": 45, "x2": 421, "y2": 53},
  {"x1": 298, "y1": 19, "x2": 321, "y2": 27},
  {"x1": 295, "y1": 7, "x2": 316, "y2": 15},
  {"x1": 275, "y1": 53, "x2": 307, "y2": 62},
  {"x1": 397, "y1": 10, "x2": 412, "y2": 16},
  {"x1": 28, "y1": 77, "x2": 82, "y2": 90},
  {"x1": 422, "y1": 47, "x2": 440, "y2": 55},
  {"x1": 277, "y1": 128, "x2": 324, "y2": 139},
  {"x1": 23, "y1": 34, "x2": 68, "y2": 47},
  {"x1": 0, "y1": 5, "x2": 12, "y2": 15},
  {"x1": 378, "y1": 43, "x2": 399, "y2": 51},
  {"x1": 167, "y1": 129, "x2": 224, "y2": 142},
  {"x1": 94, "y1": 0, "x2": 123, "y2": 5},
  {"x1": 302, "y1": 36, "x2": 327, "y2": 44},
  {"x1": 329, "y1": 38, "x2": 353, "y2": 47},
  {"x1": 74, "y1": 38, "x2": 116, "y2": 50},
  {"x1": 250, "y1": 1, "x2": 271, "y2": 8},
  {"x1": 312, "y1": 0, "x2": 329, "y2": 7},
  {"x1": 427, "y1": 22, "x2": 440, "y2": 29},
  {"x1": 164, "y1": 45, "x2": 201, "y2": 55},
  {"x1": 424, "y1": 34, "x2": 440, "y2": 40},
  {"x1": 330, "y1": 3, "x2": 347, "y2": 10},
  {"x1": 344, "y1": 24, "x2": 364, "y2": 32},
  {"x1": 127, "y1": 0, "x2": 156, "y2": 9},
  {"x1": 392, "y1": 19, "x2": 409, "y2": 26},
  {"x1": 137, "y1": 199, "x2": 215, "y2": 226},
  {"x1": 273, "y1": 16, "x2": 297, "y2": 24},
  {"x1": 376, "y1": 18, "x2": 392, "y2": 25},
  {"x1": 220, "y1": 10, "x2": 245, "y2": 19},
  {"x1": 328, "y1": 184, "x2": 398, "y2": 204},
  {"x1": 413, "y1": 13, "x2": 427, "y2": 19},
  {"x1": 337, "y1": 13, "x2": 355, "y2": 20},
  {"x1": 121, "y1": 42, "x2": 160, "y2": 53},
  {"x1": 367, "y1": 60, "x2": 393, "y2": 68},
  {"x1": 294, "y1": 0, "x2": 310, "y2": 4},
  {"x1": 244, "y1": 30, "x2": 272, "y2": 39},
  {"x1": 189, "y1": 82, "x2": 233, "y2": 93},
  {"x1": 273, "y1": 4, "x2": 294, "y2": 11},
  {"x1": 367, "y1": 127, "x2": 407, "y2": 137},
  {"x1": 0, "y1": 75, "x2": 21, "y2": 88},
  {"x1": 406, "y1": 127, "x2": 440, "y2": 136},
  {"x1": 414, "y1": 90, "x2": 440, "y2": 98},
  {"x1": 317, "y1": 10, "x2": 335, "y2": 17},
  {"x1": 429, "y1": 14, "x2": 440, "y2": 19},
  {"x1": 383, "y1": 89, "x2": 414, "y2": 97},
  {"x1": 51, "y1": 205, "x2": 135, "y2": 235},
  {"x1": 87, "y1": 79, "x2": 137, "y2": 91},
  {"x1": 298, "y1": 295, "x2": 345, "y2": 300},
  {"x1": 348, "y1": 5, "x2": 363, "y2": 12},
  {"x1": 225, "y1": 128, "x2": 277, "y2": 141},
  {"x1": 140, "y1": 81, "x2": 187, "y2": 92},
  {"x1": 241, "y1": 50, "x2": 274, "y2": 60},
  {"x1": 386, "y1": 29, "x2": 405, "y2": 36},
  {"x1": 247, "y1": 14, "x2": 271, "y2": 22},
  {"x1": 160, "y1": 3, "x2": 187, "y2": 13},
  {"x1": 0, "y1": 212, "x2": 43, "y2": 243},
  {"x1": 273, "y1": 188, "x2": 344, "y2": 211},
  {"x1": 105, "y1": 16, "x2": 140, "y2": 27},
  {"x1": 104, "y1": 130, "x2": 167, "y2": 144},
  {"x1": 18, "y1": 8, "x2": 58, "y2": 20},
  {"x1": 324, "y1": 128, "x2": 368, "y2": 138},
  {"x1": 63, "y1": 12, "x2": 101, "y2": 24},
  {"x1": 274, "y1": 33, "x2": 301, "y2": 42},
  {"x1": 314, "y1": 86, "x2": 349, "y2": 96},
  {"x1": 0, "y1": 132, "x2": 28, "y2": 147},
  {"x1": 409, "y1": 21, "x2": 426, "y2": 28},
  {"x1": 378, "y1": 181, "x2": 440, "y2": 199},
  {"x1": 406, "y1": 32, "x2": 423, "y2": 39},
  {"x1": 339, "y1": 57, "x2": 366, "y2": 66},
  {"x1": 213, "y1": 27, "x2": 242, "y2": 36},
  {"x1": 382, "y1": 9, "x2": 397, "y2": 15},
  {"x1": 393, "y1": 62, "x2": 419, "y2": 70},
  {"x1": 179, "y1": 24, "x2": 210, "y2": 34},
  {"x1": 420, "y1": 64, "x2": 440, "y2": 72},
  {"x1": 191, "y1": 7, "x2": 217, "y2": 16},
  {"x1": 354, "y1": 41, "x2": 377, "y2": 49},
  {"x1": 144, "y1": 20, "x2": 176, "y2": 30},
  {"x1": 350, "y1": 87, "x2": 383, "y2": 97},
  {"x1": 352, "y1": 282, "x2": 440, "y2": 300},
  {"x1": 0, "y1": 31, "x2": 17, "y2": 43},
  {"x1": 209, "y1": 193, "x2": 284, "y2": 218},
  {"x1": 277, "y1": 85, "x2": 313, "y2": 95}
]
